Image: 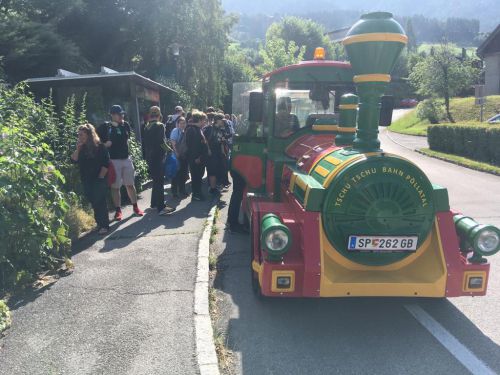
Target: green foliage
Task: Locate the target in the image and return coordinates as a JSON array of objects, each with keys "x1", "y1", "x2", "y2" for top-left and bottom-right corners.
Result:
[
  {"x1": 0, "y1": 85, "x2": 70, "y2": 289},
  {"x1": 264, "y1": 17, "x2": 335, "y2": 61},
  {"x1": 222, "y1": 44, "x2": 257, "y2": 110},
  {"x1": 416, "y1": 99, "x2": 446, "y2": 124},
  {"x1": 128, "y1": 133, "x2": 148, "y2": 189},
  {"x1": 0, "y1": 299, "x2": 11, "y2": 333},
  {"x1": 258, "y1": 38, "x2": 305, "y2": 75},
  {"x1": 428, "y1": 124, "x2": 500, "y2": 166},
  {"x1": 409, "y1": 42, "x2": 480, "y2": 122},
  {"x1": 0, "y1": 11, "x2": 88, "y2": 82}
]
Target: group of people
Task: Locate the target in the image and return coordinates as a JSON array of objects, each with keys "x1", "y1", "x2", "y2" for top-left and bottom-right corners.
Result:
[{"x1": 71, "y1": 103, "x2": 239, "y2": 235}]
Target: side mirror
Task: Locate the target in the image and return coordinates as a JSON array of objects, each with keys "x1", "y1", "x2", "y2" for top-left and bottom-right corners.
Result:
[
  {"x1": 379, "y1": 95, "x2": 394, "y2": 127},
  {"x1": 249, "y1": 92, "x2": 263, "y2": 122}
]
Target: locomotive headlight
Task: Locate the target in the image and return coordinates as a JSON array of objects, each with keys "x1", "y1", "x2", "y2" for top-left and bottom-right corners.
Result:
[
  {"x1": 473, "y1": 226, "x2": 500, "y2": 256},
  {"x1": 261, "y1": 214, "x2": 292, "y2": 259},
  {"x1": 265, "y1": 229, "x2": 289, "y2": 252}
]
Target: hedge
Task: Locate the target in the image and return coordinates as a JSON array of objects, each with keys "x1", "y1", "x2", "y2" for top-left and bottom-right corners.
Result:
[{"x1": 427, "y1": 124, "x2": 500, "y2": 166}]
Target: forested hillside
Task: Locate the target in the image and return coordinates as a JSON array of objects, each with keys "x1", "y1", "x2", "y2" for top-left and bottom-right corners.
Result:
[{"x1": 222, "y1": 0, "x2": 499, "y2": 32}]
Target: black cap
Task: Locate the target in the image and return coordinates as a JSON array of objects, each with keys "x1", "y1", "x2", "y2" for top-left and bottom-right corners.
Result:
[{"x1": 110, "y1": 105, "x2": 125, "y2": 115}]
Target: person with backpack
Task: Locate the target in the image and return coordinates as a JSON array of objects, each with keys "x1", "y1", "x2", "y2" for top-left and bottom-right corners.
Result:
[
  {"x1": 170, "y1": 116, "x2": 189, "y2": 198},
  {"x1": 142, "y1": 106, "x2": 176, "y2": 215},
  {"x1": 203, "y1": 113, "x2": 226, "y2": 196},
  {"x1": 185, "y1": 111, "x2": 208, "y2": 201},
  {"x1": 97, "y1": 105, "x2": 144, "y2": 221},
  {"x1": 165, "y1": 105, "x2": 183, "y2": 139}
]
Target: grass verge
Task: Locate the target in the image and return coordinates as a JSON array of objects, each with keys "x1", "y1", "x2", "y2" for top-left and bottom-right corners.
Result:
[
  {"x1": 390, "y1": 96, "x2": 500, "y2": 136},
  {"x1": 389, "y1": 110, "x2": 429, "y2": 136},
  {"x1": 417, "y1": 148, "x2": 500, "y2": 176}
]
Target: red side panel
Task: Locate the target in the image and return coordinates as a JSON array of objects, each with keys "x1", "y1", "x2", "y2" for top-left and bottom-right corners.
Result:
[
  {"x1": 437, "y1": 211, "x2": 490, "y2": 297},
  {"x1": 232, "y1": 155, "x2": 263, "y2": 189}
]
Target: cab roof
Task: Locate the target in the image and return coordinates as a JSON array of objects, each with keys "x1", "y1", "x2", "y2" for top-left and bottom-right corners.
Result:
[{"x1": 263, "y1": 60, "x2": 352, "y2": 80}]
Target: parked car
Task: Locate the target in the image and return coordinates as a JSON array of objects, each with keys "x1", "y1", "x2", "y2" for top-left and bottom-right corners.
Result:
[
  {"x1": 399, "y1": 98, "x2": 418, "y2": 108},
  {"x1": 487, "y1": 114, "x2": 500, "y2": 124}
]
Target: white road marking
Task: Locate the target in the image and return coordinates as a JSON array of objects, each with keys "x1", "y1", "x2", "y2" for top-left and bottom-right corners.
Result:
[{"x1": 405, "y1": 304, "x2": 496, "y2": 375}]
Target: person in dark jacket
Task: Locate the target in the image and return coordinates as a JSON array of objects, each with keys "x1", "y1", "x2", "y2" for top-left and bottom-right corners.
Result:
[
  {"x1": 203, "y1": 113, "x2": 226, "y2": 195},
  {"x1": 142, "y1": 106, "x2": 176, "y2": 215},
  {"x1": 185, "y1": 111, "x2": 207, "y2": 201},
  {"x1": 71, "y1": 124, "x2": 110, "y2": 235}
]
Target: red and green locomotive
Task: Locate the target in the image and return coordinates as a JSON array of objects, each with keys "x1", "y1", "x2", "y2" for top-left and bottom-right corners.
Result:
[{"x1": 230, "y1": 12, "x2": 500, "y2": 298}]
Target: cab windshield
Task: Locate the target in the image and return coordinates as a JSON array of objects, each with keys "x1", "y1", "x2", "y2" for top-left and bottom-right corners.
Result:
[{"x1": 274, "y1": 86, "x2": 336, "y2": 138}]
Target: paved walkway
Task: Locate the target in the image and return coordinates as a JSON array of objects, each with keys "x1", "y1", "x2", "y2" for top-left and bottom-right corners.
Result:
[{"x1": 0, "y1": 188, "x2": 213, "y2": 375}]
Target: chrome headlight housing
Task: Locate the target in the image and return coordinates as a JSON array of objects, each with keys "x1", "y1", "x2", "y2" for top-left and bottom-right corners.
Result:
[
  {"x1": 473, "y1": 226, "x2": 500, "y2": 256},
  {"x1": 261, "y1": 214, "x2": 292, "y2": 259}
]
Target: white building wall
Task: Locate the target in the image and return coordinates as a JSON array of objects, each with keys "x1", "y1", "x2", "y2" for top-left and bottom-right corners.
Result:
[{"x1": 484, "y1": 52, "x2": 500, "y2": 95}]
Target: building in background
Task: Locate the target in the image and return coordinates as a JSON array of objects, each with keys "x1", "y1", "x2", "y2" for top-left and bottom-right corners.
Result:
[
  {"x1": 477, "y1": 24, "x2": 500, "y2": 95},
  {"x1": 26, "y1": 67, "x2": 176, "y2": 140}
]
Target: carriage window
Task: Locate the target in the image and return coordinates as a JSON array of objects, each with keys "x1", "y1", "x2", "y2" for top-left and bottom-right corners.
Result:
[{"x1": 274, "y1": 87, "x2": 335, "y2": 138}]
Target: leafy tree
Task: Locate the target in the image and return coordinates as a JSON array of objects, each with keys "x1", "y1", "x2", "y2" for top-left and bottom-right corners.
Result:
[
  {"x1": 258, "y1": 38, "x2": 305, "y2": 74},
  {"x1": 264, "y1": 16, "x2": 335, "y2": 60},
  {"x1": 222, "y1": 43, "x2": 257, "y2": 110},
  {"x1": 409, "y1": 42, "x2": 479, "y2": 122}
]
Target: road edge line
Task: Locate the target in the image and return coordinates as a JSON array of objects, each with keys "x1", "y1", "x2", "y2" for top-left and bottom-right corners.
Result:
[
  {"x1": 383, "y1": 128, "x2": 418, "y2": 151},
  {"x1": 195, "y1": 204, "x2": 220, "y2": 375},
  {"x1": 405, "y1": 304, "x2": 496, "y2": 375}
]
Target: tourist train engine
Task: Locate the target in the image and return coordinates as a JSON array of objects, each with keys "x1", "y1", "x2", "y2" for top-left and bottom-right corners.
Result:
[{"x1": 231, "y1": 12, "x2": 500, "y2": 298}]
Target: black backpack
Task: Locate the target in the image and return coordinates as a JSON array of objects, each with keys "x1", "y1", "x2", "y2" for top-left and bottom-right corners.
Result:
[{"x1": 177, "y1": 129, "x2": 188, "y2": 160}]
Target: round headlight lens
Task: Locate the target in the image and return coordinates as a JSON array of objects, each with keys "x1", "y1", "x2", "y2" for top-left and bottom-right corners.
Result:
[
  {"x1": 265, "y1": 229, "x2": 289, "y2": 252},
  {"x1": 475, "y1": 229, "x2": 500, "y2": 255}
]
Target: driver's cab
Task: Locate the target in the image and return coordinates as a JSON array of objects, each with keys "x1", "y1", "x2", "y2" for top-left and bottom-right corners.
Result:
[{"x1": 231, "y1": 53, "x2": 355, "y2": 200}]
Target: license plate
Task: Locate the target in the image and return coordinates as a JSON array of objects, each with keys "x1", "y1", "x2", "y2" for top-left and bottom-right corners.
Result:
[{"x1": 348, "y1": 235, "x2": 418, "y2": 252}]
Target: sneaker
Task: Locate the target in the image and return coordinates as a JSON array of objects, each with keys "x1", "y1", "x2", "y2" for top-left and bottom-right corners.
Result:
[
  {"x1": 133, "y1": 206, "x2": 145, "y2": 216},
  {"x1": 98, "y1": 227, "x2": 109, "y2": 235},
  {"x1": 114, "y1": 210, "x2": 123, "y2": 221},
  {"x1": 159, "y1": 206, "x2": 176, "y2": 215}
]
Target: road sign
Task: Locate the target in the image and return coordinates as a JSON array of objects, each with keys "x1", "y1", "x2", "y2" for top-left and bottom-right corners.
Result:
[{"x1": 474, "y1": 85, "x2": 486, "y2": 121}]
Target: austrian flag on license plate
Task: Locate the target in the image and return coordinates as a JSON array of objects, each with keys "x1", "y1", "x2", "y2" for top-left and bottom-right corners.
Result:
[{"x1": 348, "y1": 235, "x2": 418, "y2": 252}]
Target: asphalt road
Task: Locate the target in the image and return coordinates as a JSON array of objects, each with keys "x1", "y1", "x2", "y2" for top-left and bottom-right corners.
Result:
[
  {"x1": 212, "y1": 124, "x2": 500, "y2": 375},
  {"x1": 0, "y1": 189, "x2": 213, "y2": 375}
]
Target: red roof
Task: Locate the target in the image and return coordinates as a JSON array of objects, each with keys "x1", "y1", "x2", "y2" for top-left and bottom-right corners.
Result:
[{"x1": 263, "y1": 60, "x2": 352, "y2": 79}]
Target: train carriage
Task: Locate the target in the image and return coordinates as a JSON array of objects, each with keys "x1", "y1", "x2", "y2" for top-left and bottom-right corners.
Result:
[{"x1": 230, "y1": 12, "x2": 500, "y2": 298}]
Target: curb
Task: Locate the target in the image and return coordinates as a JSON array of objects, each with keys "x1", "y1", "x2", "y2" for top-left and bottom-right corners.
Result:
[
  {"x1": 415, "y1": 149, "x2": 500, "y2": 177},
  {"x1": 194, "y1": 205, "x2": 220, "y2": 375}
]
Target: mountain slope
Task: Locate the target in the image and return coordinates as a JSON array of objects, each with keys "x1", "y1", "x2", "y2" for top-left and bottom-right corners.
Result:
[{"x1": 222, "y1": 0, "x2": 500, "y2": 31}]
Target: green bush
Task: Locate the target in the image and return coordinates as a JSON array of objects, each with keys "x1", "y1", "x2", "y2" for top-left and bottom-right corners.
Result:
[
  {"x1": 0, "y1": 299, "x2": 11, "y2": 333},
  {"x1": 416, "y1": 99, "x2": 446, "y2": 124},
  {"x1": 428, "y1": 124, "x2": 500, "y2": 166},
  {"x1": 0, "y1": 86, "x2": 71, "y2": 289}
]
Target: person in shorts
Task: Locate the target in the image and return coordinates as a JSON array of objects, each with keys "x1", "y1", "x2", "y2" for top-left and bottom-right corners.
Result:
[{"x1": 97, "y1": 105, "x2": 144, "y2": 220}]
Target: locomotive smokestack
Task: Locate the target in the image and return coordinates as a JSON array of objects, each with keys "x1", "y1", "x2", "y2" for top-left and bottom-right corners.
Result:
[{"x1": 342, "y1": 12, "x2": 407, "y2": 151}]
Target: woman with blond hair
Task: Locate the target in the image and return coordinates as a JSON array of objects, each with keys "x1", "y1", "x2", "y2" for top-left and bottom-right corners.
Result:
[{"x1": 71, "y1": 123, "x2": 110, "y2": 234}]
